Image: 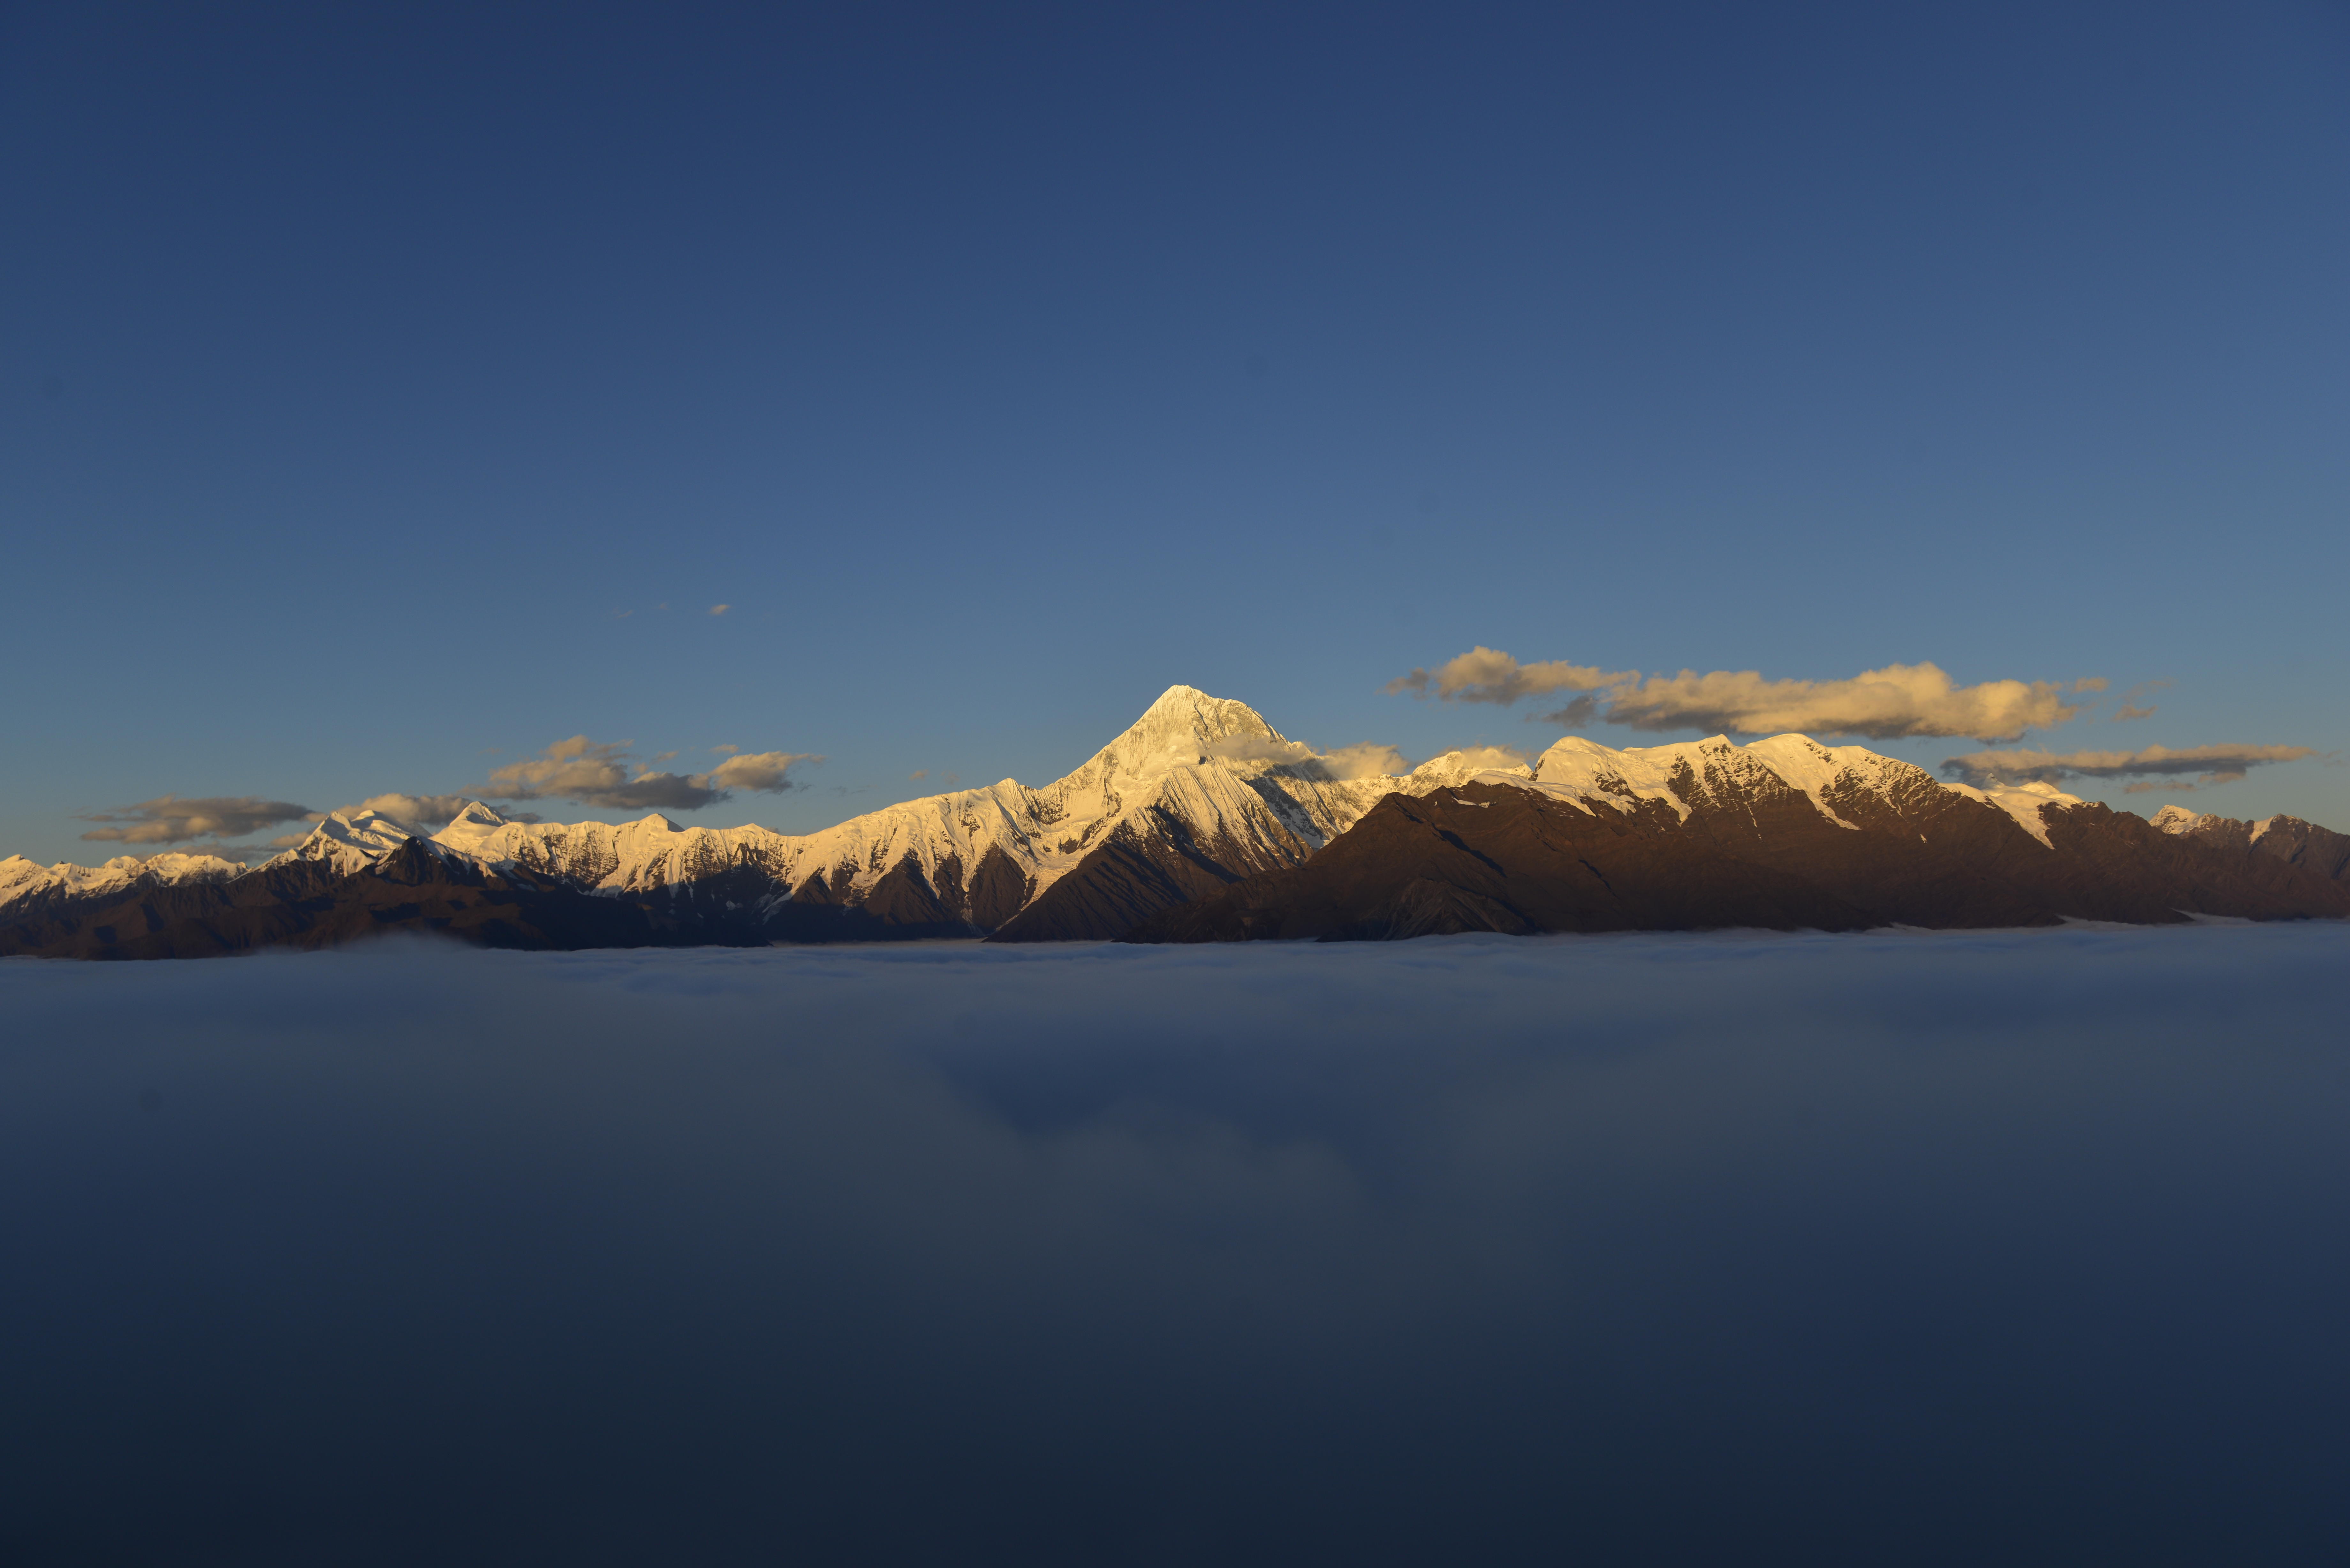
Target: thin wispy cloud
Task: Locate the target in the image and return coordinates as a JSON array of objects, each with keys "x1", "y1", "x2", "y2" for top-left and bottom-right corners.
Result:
[
  {"x1": 1390, "y1": 647, "x2": 2092, "y2": 742},
  {"x1": 1940, "y1": 742, "x2": 2320, "y2": 792},
  {"x1": 1202, "y1": 735, "x2": 1414, "y2": 781},
  {"x1": 480, "y1": 736, "x2": 820, "y2": 812},
  {"x1": 2109, "y1": 679, "x2": 2171, "y2": 722},
  {"x1": 78, "y1": 796, "x2": 314, "y2": 845},
  {"x1": 709, "y1": 604, "x2": 731, "y2": 617},
  {"x1": 1319, "y1": 741, "x2": 1415, "y2": 779}
]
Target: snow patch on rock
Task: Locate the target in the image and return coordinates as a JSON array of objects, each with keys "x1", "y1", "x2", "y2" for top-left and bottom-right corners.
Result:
[{"x1": 1943, "y1": 779, "x2": 2083, "y2": 849}]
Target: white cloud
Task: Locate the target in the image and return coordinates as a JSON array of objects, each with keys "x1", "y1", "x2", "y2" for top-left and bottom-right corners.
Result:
[
  {"x1": 1392, "y1": 648, "x2": 2090, "y2": 742},
  {"x1": 1318, "y1": 741, "x2": 1415, "y2": 780},
  {"x1": 1203, "y1": 735, "x2": 1414, "y2": 781}
]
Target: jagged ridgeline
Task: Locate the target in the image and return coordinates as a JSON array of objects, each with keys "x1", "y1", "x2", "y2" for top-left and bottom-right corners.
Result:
[
  {"x1": 4, "y1": 689, "x2": 1485, "y2": 958},
  {"x1": 6, "y1": 687, "x2": 2347, "y2": 958}
]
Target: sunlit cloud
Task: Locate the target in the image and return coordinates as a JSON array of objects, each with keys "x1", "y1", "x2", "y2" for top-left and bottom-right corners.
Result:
[
  {"x1": 707, "y1": 751, "x2": 821, "y2": 792},
  {"x1": 1391, "y1": 649, "x2": 2089, "y2": 742},
  {"x1": 1598, "y1": 664, "x2": 2085, "y2": 741},
  {"x1": 1385, "y1": 647, "x2": 1635, "y2": 705},
  {"x1": 1203, "y1": 735, "x2": 1413, "y2": 780},
  {"x1": 480, "y1": 736, "x2": 820, "y2": 811}
]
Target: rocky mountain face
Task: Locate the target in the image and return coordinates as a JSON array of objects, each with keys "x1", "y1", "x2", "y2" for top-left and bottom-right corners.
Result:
[
  {"x1": 8, "y1": 696, "x2": 2344, "y2": 959},
  {"x1": 1125, "y1": 735, "x2": 2350, "y2": 943},
  {"x1": 2150, "y1": 805, "x2": 2350, "y2": 882}
]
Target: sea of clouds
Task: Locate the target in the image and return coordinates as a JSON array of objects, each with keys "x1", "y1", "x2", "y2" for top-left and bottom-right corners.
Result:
[{"x1": 5, "y1": 925, "x2": 2348, "y2": 1564}]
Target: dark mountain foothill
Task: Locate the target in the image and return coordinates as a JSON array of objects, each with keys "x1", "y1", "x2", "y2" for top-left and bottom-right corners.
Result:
[
  {"x1": 1122, "y1": 783, "x2": 2350, "y2": 945},
  {"x1": 988, "y1": 801, "x2": 1310, "y2": 943},
  {"x1": 0, "y1": 841, "x2": 925, "y2": 961},
  {"x1": 2154, "y1": 807, "x2": 2350, "y2": 883}
]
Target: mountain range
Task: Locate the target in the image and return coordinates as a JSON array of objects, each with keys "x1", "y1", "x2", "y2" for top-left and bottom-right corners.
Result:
[{"x1": 5, "y1": 686, "x2": 2345, "y2": 959}]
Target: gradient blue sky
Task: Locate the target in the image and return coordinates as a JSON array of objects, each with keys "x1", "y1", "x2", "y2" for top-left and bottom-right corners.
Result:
[{"x1": 6, "y1": 2, "x2": 2346, "y2": 862}]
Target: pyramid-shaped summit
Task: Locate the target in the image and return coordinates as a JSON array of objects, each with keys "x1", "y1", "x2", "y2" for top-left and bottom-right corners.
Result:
[{"x1": 1039, "y1": 686, "x2": 1291, "y2": 813}]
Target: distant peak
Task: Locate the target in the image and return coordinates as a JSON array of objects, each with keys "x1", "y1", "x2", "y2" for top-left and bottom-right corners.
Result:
[
  {"x1": 1119, "y1": 686, "x2": 1279, "y2": 742},
  {"x1": 317, "y1": 807, "x2": 412, "y2": 834},
  {"x1": 1142, "y1": 684, "x2": 1213, "y2": 711}
]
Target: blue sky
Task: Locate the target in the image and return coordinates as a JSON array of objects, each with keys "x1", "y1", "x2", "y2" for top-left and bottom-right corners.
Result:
[{"x1": 5, "y1": 2, "x2": 2346, "y2": 861}]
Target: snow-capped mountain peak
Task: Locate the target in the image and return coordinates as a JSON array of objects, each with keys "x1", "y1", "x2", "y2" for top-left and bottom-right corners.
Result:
[
  {"x1": 0, "y1": 850, "x2": 245, "y2": 911},
  {"x1": 1048, "y1": 686, "x2": 1287, "y2": 803},
  {"x1": 1404, "y1": 749, "x2": 1535, "y2": 791},
  {"x1": 1510, "y1": 730, "x2": 2090, "y2": 847},
  {"x1": 277, "y1": 809, "x2": 430, "y2": 876},
  {"x1": 2150, "y1": 806, "x2": 2288, "y2": 852},
  {"x1": 431, "y1": 801, "x2": 514, "y2": 856},
  {"x1": 1940, "y1": 778, "x2": 2084, "y2": 848}
]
